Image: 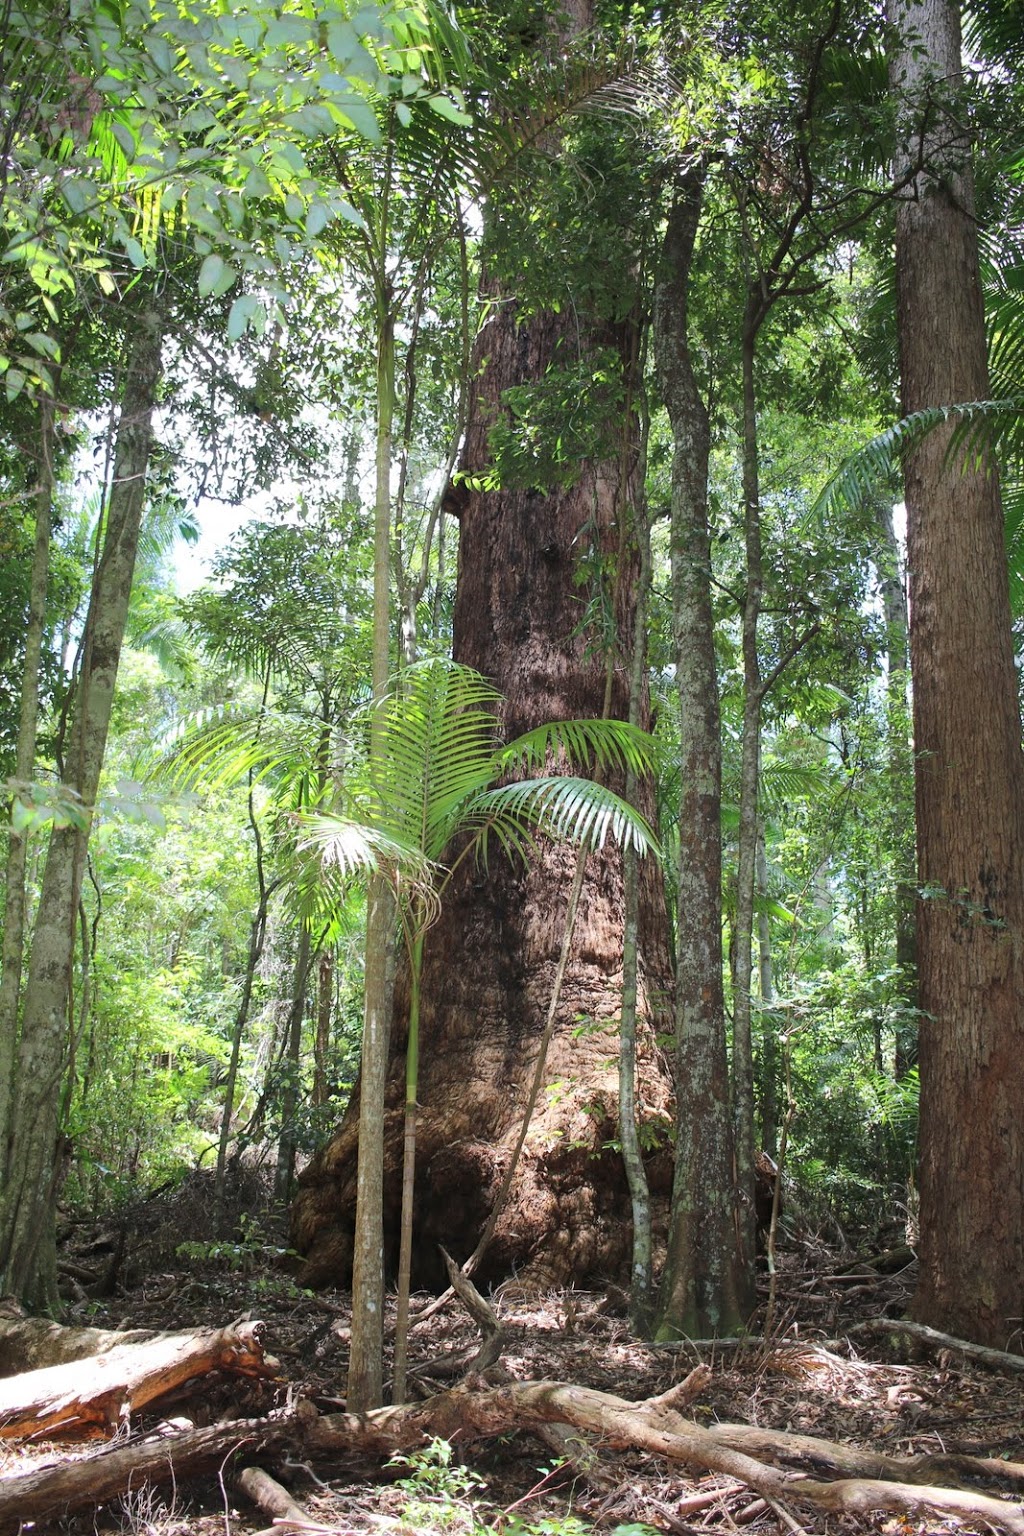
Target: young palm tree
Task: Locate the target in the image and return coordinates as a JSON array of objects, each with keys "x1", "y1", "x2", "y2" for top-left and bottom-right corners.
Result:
[
  {"x1": 299, "y1": 657, "x2": 658, "y2": 1399},
  {"x1": 163, "y1": 656, "x2": 658, "y2": 1399}
]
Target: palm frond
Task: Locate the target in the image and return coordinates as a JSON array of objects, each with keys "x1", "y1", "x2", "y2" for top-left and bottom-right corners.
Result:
[
  {"x1": 759, "y1": 760, "x2": 834, "y2": 817},
  {"x1": 297, "y1": 812, "x2": 432, "y2": 880},
  {"x1": 498, "y1": 717, "x2": 657, "y2": 778},
  {"x1": 298, "y1": 813, "x2": 442, "y2": 930},
  {"x1": 150, "y1": 704, "x2": 331, "y2": 804},
  {"x1": 462, "y1": 776, "x2": 659, "y2": 861},
  {"x1": 367, "y1": 659, "x2": 500, "y2": 853},
  {"x1": 809, "y1": 399, "x2": 1024, "y2": 525}
]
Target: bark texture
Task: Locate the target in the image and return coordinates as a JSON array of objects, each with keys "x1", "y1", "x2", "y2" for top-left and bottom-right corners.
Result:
[
  {"x1": 0, "y1": 303, "x2": 164, "y2": 1308},
  {"x1": 292, "y1": 42, "x2": 674, "y2": 1289},
  {"x1": 0, "y1": 395, "x2": 55, "y2": 1155},
  {"x1": 652, "y1": 175, "x2": 748, "y2": 1338},
  {"x1": 890, "y1": 0, "x2": 1024, "y2": 1348},
  {"x1": 0, "y1": 1321, "x2": 273, "y2": 1440}
]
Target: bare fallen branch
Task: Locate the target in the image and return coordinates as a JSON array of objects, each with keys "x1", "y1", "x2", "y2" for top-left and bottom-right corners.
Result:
[
  {"x1": 850, "y1": 1317, "x2": 1024, "y2": 1374},
  {"x1": 1, "y1": 1371, "x2": 1022, "y2": 1533}
]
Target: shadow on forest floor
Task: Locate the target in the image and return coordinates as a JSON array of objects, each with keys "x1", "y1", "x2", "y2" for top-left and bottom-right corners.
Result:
[{"x1": 4, "y1": 1174, "x2": 1021, "y2": 1536}]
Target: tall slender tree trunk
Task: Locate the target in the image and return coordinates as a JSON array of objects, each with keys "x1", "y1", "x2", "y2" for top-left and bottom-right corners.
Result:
[
  {"x1": 653, "y1": 172, "x2": 748, "y2": 1339},
  {"x1": 0, "y1": 394, "x2": 55, "y2": 1162},
  {"x1": 312, "y1": 951, "x2": 334, "y2": 1108},
  {"x1": 731, "y1": 297, "x2": 766, "y2": 1284},
  {"x1": 874, "y1": 499, "x2": 917, "y2": 1075},
  {"x1": 215, "y1": 780, "x2": 277, "y2": 1224},
  {"x1": 755, "y1": 826, "x2": 778, "y2": 1160},
  {"x1": 618, "y1": 406, "x2": 654, "y2": 1335},
  {"x1": 274, "y1": 926, "x2": 313, "y2": 1207},
  {"x1": 347, "y1": 278, "x2": 397, "y2": 1410},
  {"x1": 890, "y1": 0, "x2": 1024, "y2": 1348},
  {"x1": 0, "y1": 302, "x2": 164, "y2": 1308}
]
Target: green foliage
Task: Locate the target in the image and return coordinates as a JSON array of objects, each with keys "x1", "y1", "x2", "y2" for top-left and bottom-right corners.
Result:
[
  {"x1": 485, "y1": 350, "x2": 628, "y2": 492},
  {"x1": 302, "y1": 659, "x2": 659, "y2": 909},
  {"x1": 175, "y1": 1213, "x2": 296, "y2": 1274},
  {"x1": 0, "y1": 0, "x2": 474, "y2": 382},
  {"x1": 388, "y1": 1439, "x2": 658, "y2": 1536}
]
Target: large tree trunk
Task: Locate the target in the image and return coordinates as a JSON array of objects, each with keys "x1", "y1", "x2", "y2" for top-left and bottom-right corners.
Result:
[
  {"x1": 0, "y1": 301, "x2": 164, "y2": 1309},
  {"x1": 292, "y1": 46, "x2": 674, "y2": 1292},
  {"x1": 890, "y1": 0, "x2": 1024, "y2": 1348}
]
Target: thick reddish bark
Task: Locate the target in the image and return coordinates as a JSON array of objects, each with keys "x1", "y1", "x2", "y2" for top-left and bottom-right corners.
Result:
[
  {"x1": 891, "y1": 0, "x2": 1024, "y2": 1348},
  {"x1": 292, "y1": 92, "x2": 674, "y2": 1294}
]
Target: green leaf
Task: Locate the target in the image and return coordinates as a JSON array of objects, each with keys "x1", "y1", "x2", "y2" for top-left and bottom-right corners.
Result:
[
  {"x1": 326, "y1": 20, "x2": 358, "y2": 61},
  {"x1": 328, "y1": 95, "x2": 381, "y2": 142},
  {"x1": 61, "y1": 177, "x2": 95, "y2": 215},
  {"x1": 110, "y1": 120, "x2": 136, "y2": 157},
  {"x1": 198, "y1": 253, "x2": 225, "y2": 296},
  {"x1": 265, "y1": 15, "x2": 311, "y2": 48},
  {"x1": 305, "y1": 202, "x2": 330, "y2": 238},
  {"x1": 243, "y1": 165, "x2": 273, "y2": 200},
  {"x1": 27, "y1": 332, "x2": 60, "y2": 360},
  {"x1": 144, "y1": 32, "x2": 173, "y2": 74},
  {"x1": 227, "y1": 292, "x2": 258, "y2": 341},
  {"x1": 425, "y1": 92, "x2": 472, "y2": 125}
]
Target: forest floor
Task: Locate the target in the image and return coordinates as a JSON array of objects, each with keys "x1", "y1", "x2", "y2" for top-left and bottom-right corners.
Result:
[{"x1": 7, "y1": 1176, "x2": 1024, "y2": 1536}]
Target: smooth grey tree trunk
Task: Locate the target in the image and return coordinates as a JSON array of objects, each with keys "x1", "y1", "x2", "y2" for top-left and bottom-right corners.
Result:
[
  {"x1": 874, "y1": 499, "x2": 917, "y2": 1073},
  {"x1": 755, "y1": 827, "x2": 778, "y2": 1160},
  {"x1": 731, "y1": 297, "x2": 764, "y2": 1280},
  {"x1": 0, "y1": 304, "x2": 164, "y2": 1308},
  {"x1": 274, "y1": 925, "x2": 313, "y2": 1207}
]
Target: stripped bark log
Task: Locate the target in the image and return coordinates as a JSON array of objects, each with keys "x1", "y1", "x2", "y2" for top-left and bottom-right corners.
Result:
[
  {"x1": 1, "y1": 1375, "x2": 1022, "y2": 1532},
  {"x1": 0, "y1": 1306, "x2": 152, "y2": 1375},
  {"x1": 237, "y1": 1464, "x2": 320, "y2": 1535},
  {"x1": 0, "y1": 1320, "x2": 276, "y2": 1440}
]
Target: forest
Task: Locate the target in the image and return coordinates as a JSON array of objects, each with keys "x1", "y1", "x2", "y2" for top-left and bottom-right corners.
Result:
[{"x1": 1, "y1": 0, "x2": 1024, "y2": 1531}]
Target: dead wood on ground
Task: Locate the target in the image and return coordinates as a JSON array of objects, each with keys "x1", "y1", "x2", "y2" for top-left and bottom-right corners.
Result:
[
  {"x1": 0, "y1": 1302, "x2": 152, "y2": 1376},
  {"x1": 0, "y1": 1320, "x2": 276, "y2": 1441},
  {"x1": 851, "y1": 1316, "x2": 1024, "y2": 1373},
  {"x1": 237, "y1": 1464, "x2": 323, "y2": 1535},
  {"x1": 3, "y1": 1368, "x2": 1024, "y2": 1532}
]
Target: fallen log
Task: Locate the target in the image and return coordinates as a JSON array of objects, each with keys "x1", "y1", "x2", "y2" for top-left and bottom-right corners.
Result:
[
  {"x1": 850, "y1": 1317, "x2": 1024, "y2": 1374},
  {"x1": 237, "y1": 1463, "x2": 327, "y2": 1535},
  {"x1": 0, "y1": 1303, "x2": 152, "y2": 1376},
  {"x1": 0, "y1": 1408, "x2": 305, "y2": 1527},
  {"x1": 0, "y1": 1320, "x2": 277, "y2": 1440},
  {"x1": 2, "y1": 1375, "x2": 1023, "y2": 1533}
]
